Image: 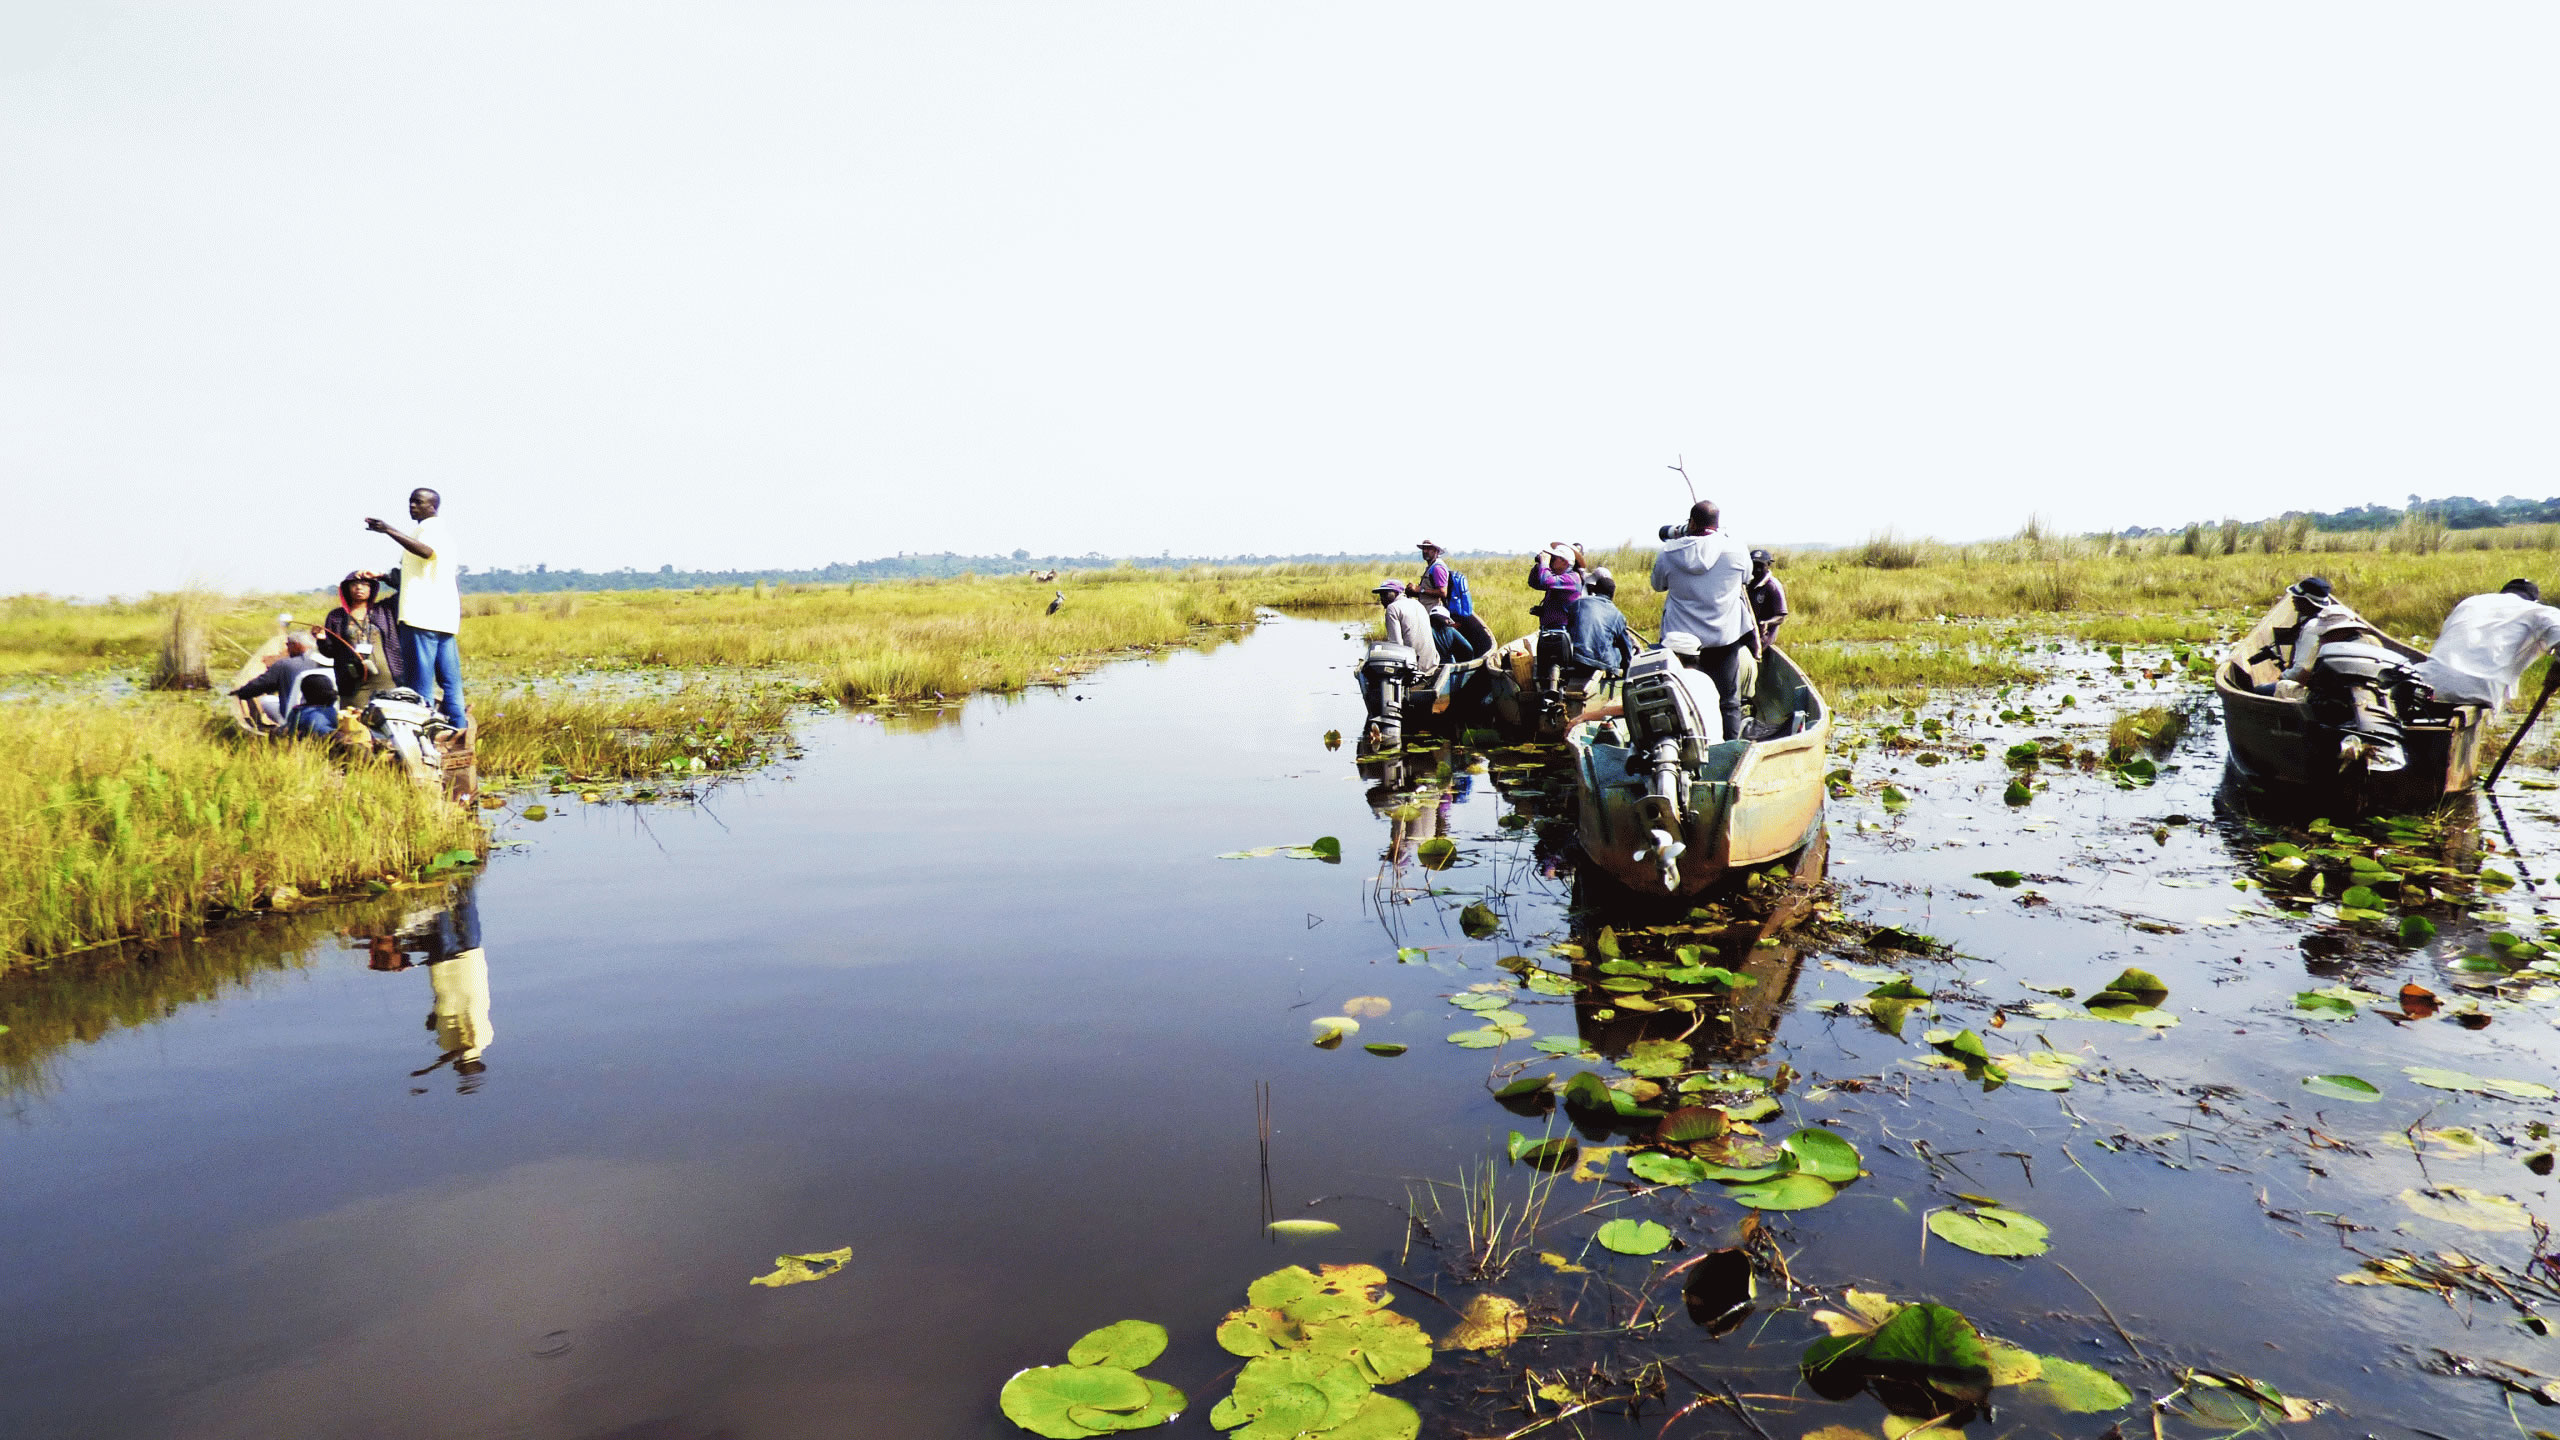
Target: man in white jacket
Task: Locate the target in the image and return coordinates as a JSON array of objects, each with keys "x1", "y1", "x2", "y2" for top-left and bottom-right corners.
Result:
[
  {"x1": 1651, "y1": 500, "x2": 1755, "y2": 739},
  {"x1": 2414, "y1": 579, "x2": 2560, "y2": 712}
]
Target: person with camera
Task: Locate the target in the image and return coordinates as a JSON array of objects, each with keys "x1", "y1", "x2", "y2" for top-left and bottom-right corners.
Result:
[{"x1": 1651, "y1": 500, "x2": 1755, "y2": 740}]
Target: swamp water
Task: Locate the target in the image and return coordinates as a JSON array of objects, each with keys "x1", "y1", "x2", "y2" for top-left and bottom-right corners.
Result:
[{"x1": 6, "y1": 615, "x2": 2560, "y2": 1438}]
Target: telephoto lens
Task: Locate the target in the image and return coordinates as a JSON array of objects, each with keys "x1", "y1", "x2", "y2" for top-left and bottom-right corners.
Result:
[{"x1": 1658, "y1": 523, "x2": 1687, "y2": 542}]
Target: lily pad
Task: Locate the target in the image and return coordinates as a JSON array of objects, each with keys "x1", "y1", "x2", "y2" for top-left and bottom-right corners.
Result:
[
  {"x1": 1781, "y1": 1128, "x2": 1863, "y2": 1184},
  {"x1": 1926, "y1": 1205, "x2": 2050, "y2": 1257},
  {"x1": 1070, "y1": 1378, "x2": 1184, "y2": 1432},
  {"x1": 2302, "y1": 1074, "x2": 2382, "y2": 1102},
  {"x1": 1439, "y1": 1293, "x2": 1527, "y2": 1352},
  {"x1": 1266, "y1": 1219, "x2": 1342, "y2": 1238},
  {"x1": 1446, "y1": 1028, "x2": 1507, "y2": 1049},
  {"x1": 2294, "y1": 991, "x2": 2356, "y2": 1019},
  {"x1": 1069, "y1": 1320, "x2": 1170, "y2": 1370},
  {"x1": 2406, "y1": 1066, "x2": 2558, "y2": 1100},
  {"x1": 1656, "y1": 1106, "x2": 1727, "y2": 1143},
  {"x1": 1302, "y1": 1308, "x2": 1432, "y2": 1383},
  {"x1": 1003, "y1": 1365, "x2": 1154, "y2": 1438},
  {"x1": 2027, "y1": 1358, "x2": 2133, "y2": 1413},
  {"x1": 1973, "y1": 870, "x2": 2025, "y2": 887},
  {"x1": 1628, "y1": 1151, "x2": 1711, "y2": 1186},
  {"x1": 1726, "y1": 1172, "x2": 1839, "y2": 1210},
  {"x1": 1594, "y1": 1218, "x2": 1672, "y2": 1255},
  {"x1": 1363, "y1": 1043, "x2": 1407, "y2": 1057},
  {"x1": 2400, "y1": 1185, "x2": 2534, "y2": 1233},
  {"x1": 748, "y1": 1246, "x2": 851, "y2": 1287},
  {"x1": 1459, "y1": 904, "x2": 1499, "y2": 938},
  {"x1": 1323, "y1": 1394, "x2": 1420, "y2": 1440},
  {"x1": 1416, "y1": 837, "x2": 1457, "y2": 869}
]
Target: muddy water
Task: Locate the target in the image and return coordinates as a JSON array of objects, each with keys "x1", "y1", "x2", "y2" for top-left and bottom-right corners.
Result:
[{"x1": 5, "y1": 615, "x2": 2559, "y2": 1438}]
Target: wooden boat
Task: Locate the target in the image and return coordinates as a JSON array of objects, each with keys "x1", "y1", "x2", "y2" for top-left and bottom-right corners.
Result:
[
  {"x1": 1568, "y1": 645, "x2": 1831, "y2": 898},
  {"x1": 2215, "y1": 599, "x2": 2489, "y2": 811}
]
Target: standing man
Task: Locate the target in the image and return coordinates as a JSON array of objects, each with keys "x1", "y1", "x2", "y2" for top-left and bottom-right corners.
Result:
[
  {"x1": 1415, "y1": 540, "x2": 1492, "y2": 656},
  {"x1": 364, "y1": 488, "x2": 467, "y2": 734},
  {"x1": 1745, "y1": 549, "x2": 1788, "y2": 655},
  {"x1": 1651, "y1": 500, "x2": 1754, "y2": 740},
  {"x1": 2414, "y1": 579, "x2": 2560, "y2": 711}
]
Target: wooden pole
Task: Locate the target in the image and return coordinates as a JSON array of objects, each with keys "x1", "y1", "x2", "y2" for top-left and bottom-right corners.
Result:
[{"x1": 2484, "y1": 665, "x2": 2560, "y2": 791}]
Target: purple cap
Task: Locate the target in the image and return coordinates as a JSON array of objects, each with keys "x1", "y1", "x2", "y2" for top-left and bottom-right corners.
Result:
[{"x1": 1372, "y1": 578, "x2": 1405, "y2": 594}]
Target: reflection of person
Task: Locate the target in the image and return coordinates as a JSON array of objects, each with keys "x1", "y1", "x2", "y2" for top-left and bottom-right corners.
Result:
[
  {"x1": 1652, "y1": 501, "x2": 1754, "y2": 740},
  {"x1": 421, "y1": 888, "x2": 492, "y2": 1073},
  {"x1": 363, "y1": 487, "x2": 467, "y2": 733},
  {"x1": 2415, "y1": 579, "x2": 2560, "y2": 711},
  {"x1": 318, "y1": 571, "x2": 406, "y2": 709}
]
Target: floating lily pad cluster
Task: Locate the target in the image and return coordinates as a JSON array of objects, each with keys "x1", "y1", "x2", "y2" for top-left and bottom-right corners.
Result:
[
  {"x1": 1212, "y1": 1264, "x2": 1427, "y2": 1440},
  {"x1": 1801, "y1": 1291, "x2": 2132, "y2": 1426},
  {"x1": 2251, "y1": 812, "x2": 2511, "y2": 930},
  {"x1": 1616, "y1": 1106, "x2": 1866, "y2": 1212},
  {"x1": 1000, "y1": 1320, "x2": 1186, "y2": 1439},
  {"x1": 2018, "y1": 966, "x2": 2177, "y2": 1029}
]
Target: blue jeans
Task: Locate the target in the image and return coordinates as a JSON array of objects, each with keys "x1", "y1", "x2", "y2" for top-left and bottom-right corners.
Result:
[{"x1": 400, "y1": 625, "x2": 468, "y2": 730}]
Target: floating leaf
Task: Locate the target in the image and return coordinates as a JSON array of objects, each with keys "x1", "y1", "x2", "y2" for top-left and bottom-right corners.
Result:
[
  {"x1": 1628, "y1": 1151, "x2": 1711, "y2": 1186},
  {"x1": 1973, "y1": 870, "x2": 2024, "y2": 887},
  {"x1": 1416, "y1": 837, "x2": 1457, "y2": 870},
  {"x1": 1069, "y1": 1321, "x2": 1170, "y2": 1370},
  {"x1": 1530, "y1": 1035, "x2": 1595, "y2": 1056},
  {"x1": 1782, "y1": 1128, "x2": 1863, "y2": 1184},
  {"x1": 2406, "y1": 1066, "x2": 2558, "y2": 1100},
  {"x1": 2399, "y1": 915, "x2": 2437, "y2": 944},
  {"x1": 1216, "y1": 1307, "x2": 1295, "y2": 1357},
  {"x1": 2027, "y1": 1358, "x2": 2133, "y2": 1413},
  {"x1": 1439, "y1": 1294, "x2": 1527, "y2": 1351},
  {"x1": 1510, "y1": 1134, "x2": 1578, "y2": 1170},
  {"x1": 1303, "y1": 1308, "x2": 1432, "y2": 1383},
  {"x1": 2293, "y1": 991, "x2": 2356, "y2": 1019},
  {"x1": 749, "y1": 1246, "x2": 851, "y2": 1287},
  {"x1": 1002, "y1": 1365, "x2": 1154, "y2": 1439},
  {"x1": 2003, "y1": 779, "x2": 2032, "y2": 805},
  {"x1": 1312, "y1": 1017, "x2": 1359, "y2": 1046},
  {"x1": 1341, "y1": 996, "x2": 1392, "y2": 1018},
  {"x1": 1446, "y1": 1028, "x2": 1507, "y2": 1049},
  {"x1": 1395, "y1": 947, "x2": 1427, "y2": 965},
  {"x1": 1594, "y1": 1219, "x2": 1672, "y2": 1255},
  {"x1": 1322, "y1": 1393, "x2": 1420, "y2": 1440},
  {"x1": 1727, "y1": 1172, "x2": 1838, "y2": 1210},
  {"x1": 1926, "y1": 1205, "x2": 2051, "y2": 1258},
  {"x1": 1267, "y1": 1219, "x2": 1342, "y2": 1238},
  {"x1": 1070, "y1": 1378, "x2": 1184, "y2": 1432},
  {"x1": 1656, "y1": 1106, "x2": 1727, "y2": 1143},
  {"x1": 2302, "y1": 1074, "x2": 2382, "y2": 1102},
  {"x1": 1309, "y1": 837, "x2": 1342, "y2": 861},
  {"x1": 2400, "y1": 1185, "x2": 2534, "y2": 1233},
  {"x1": 1459, "y1": 904, "x2": 1499, "y2": 938},
  {"x1": 1881, "y1": 786, "x2": 1908, "y2": 810},
  {"x1": 1363, "y1": 1043, "x2": 1407, "y2": 1057}
]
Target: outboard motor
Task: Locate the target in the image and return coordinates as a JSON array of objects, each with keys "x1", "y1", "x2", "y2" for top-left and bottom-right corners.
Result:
[
  {"x1": 363, "y1": 687, "x2": 456, "y2": 789},
  {"x1": 1360, "y1": 643, "x2": 1418, "y2": 751},
  {"x1": 1532, "y1": 629, "x2": 1582, "y2": 735},
  {"x1": 2303, "y1": 642, "x2": 2411, "y2": 779},
  {"x1": 1619, "y1": 650, "x2": 1718, "y2": 891}
]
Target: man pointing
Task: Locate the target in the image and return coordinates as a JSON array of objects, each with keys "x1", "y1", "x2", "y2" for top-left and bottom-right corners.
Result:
[{"x1": 362, "y1": 488, "x2": 468, "y2": 734}]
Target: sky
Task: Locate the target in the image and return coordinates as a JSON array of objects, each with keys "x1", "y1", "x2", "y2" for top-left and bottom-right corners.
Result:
[{"x1": 4, "y1": 4, "x2": 2556, "y2": 595}]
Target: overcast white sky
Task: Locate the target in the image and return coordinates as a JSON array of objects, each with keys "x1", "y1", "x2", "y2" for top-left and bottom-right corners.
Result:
[{"x1": 5, "y1": 4, "x2": 2555, "y2": 594}]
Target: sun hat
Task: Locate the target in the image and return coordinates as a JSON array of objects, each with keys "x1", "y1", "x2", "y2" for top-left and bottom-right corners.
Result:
[
  {"x1": 1663, "y1": 631, "x2": 1702, "y2": 656},
  {"x1": 1372, "y1": 578, "x2": 1405, "y2": 594}
]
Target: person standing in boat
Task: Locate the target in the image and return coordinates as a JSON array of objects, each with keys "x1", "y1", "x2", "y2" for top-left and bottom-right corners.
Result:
[
  {"x1": 317, "y1": 571, "x2": 407, "y2": 712},
  {"x1": 1528, "y1": 545, "x2": 1584, "y2": 631},
  {"x1": 1416, "y1": 541, "x2": 1494, "y2": 657},
  {"x1": 2414, "y1": 580, "x2": 2560, "y2": 712},
  {"x1": 1651, "y1": 501, "x2": 1754, "y2": 741},
  {"x1": 1746, "y1": 549, "x2": 1788, "y2": 656},
  {"x1": 362, "y1": 487, "x2": 468, "y2": 736}
]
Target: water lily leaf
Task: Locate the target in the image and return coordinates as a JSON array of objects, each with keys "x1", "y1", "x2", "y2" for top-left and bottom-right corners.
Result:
[
  {"x1": 2400, "y1": 915, "x2": 2437, "y2": 943},
  {"x1": 2302, "y1": 1074, "x2": 2382, "y2": 1102},
  {"x1": 1520, "y1": 969, "x2": 1577, "y2": 995},
  {"x1": 1727, "y1": 1172, "x2": 1838, "y2": 1210},
  {"x1": 1416, "y1": 838, "x2": 1458, "y2": 871},
  {"x1": 2406, "y1": 1066, "x2": 2558, "y2": 1100},
  {"x1": 1656, "y1": 1106, "x2": 1727, "y2": 1144},
  {"x1": 1308, "y1": 837, "x2": 1341, "y2": 861},
  {"x1": 1395, "y1": 947, "x2": 1427, "y2": 964},
  {"x1": 1849, "y1": 1302, "x2": 1994, "y2": 1406},
  {"x1": 1266, "y1": 1219, "x2": 1342, "y2": 1238},
  {"x1": 1620, "y1": 1038, "x2": 1694, "y2": 1078},
  {"x1": 1069, "y1": 1320, "x2": 1169, "y2": 1370},
  {"x1": 1448, "y1": 992, "x2": 1511, "y2": 1011},
  {"x1": 1881, "y1": 786, "x2": 1908, "y2": 810},
  {"x1": 1981, "y1": 1341, "x2": 2043, "y2": 1386},
  {"x1": 1446, "y1": 1028, "x2": 1506, "y2": 1049},
  {"x1": 1594, "y1": 1218, "x2": 1672, "y2": 1255},
  {"x1": 2400, "y1": 1185, "x2": 2534, "y2": 1232},
  {"x1": 2294, "y1": 991, "x2": 2356, "y2": 1019},
  {"x1": 1364, "y1": 1043, "x2": 1406, "y2": 1057},
  {"x1": 1782, "y1": 1128, "x2": 1863, "y2": 1184},
  {"x1": 1069, "y1": 1377, "x2": 1185, "y2": 1432},
  {"x1": 1220, "y1": 1350, "x2": 1370, "y2": 1435},
  {"x1": 1926, "y1": 1205, "x2": 2050, "y2": 1257},
  {"x1": 1439, "y1": 1293, "x2": 1528, "y2": 1351},
  {"x1": 1530, "y1": 1035, "x2": 1595, "y2": 1056},
  {"x1": 1322, "y1": 1393, "x2": 1421, "y2": 1440},
  {"x1": 2339, "y1": 884, "x2": 2384, "y2": 911},
  {"x1": 1003, "y1": 1365, "x2": 1153, "y2": 1438},
  {"x1": 1718, "y1": 1096, "x2": 1781, "y2": 1123},
  {"x1": 1216, "y1": 1307, "x2": 1295, "y2": 1357},
  {"x1": 748, "y1": 1246, "x2": 851, "y2": 1287},
  {"x1": 1303, "y1": 1307, "x2": 1432, "y2": 1383},
  {"x1": 2096, "y1": 967, "x2": 2168, "y2": 1002},
  {"x1": 1599, "y1": 976, "x2": 1652, "y2": 993},
  {"x1": 1973, "y1": 870, "x2": 2025, "y2": 887},
  {"x1": 1511, "y1": 1135, "x2": 1578, "y2": 1170},
  {"x1": 1312, "y1": 1017, "x2": 1359, "y2": 1046},
  {"x1": 2003, "y1": 779, "x2": 2032, "y2": 805},
  {"x1": 2027, "y1": 1358, "x2": 2133, "y2": 1413},
  {"x1": 1628, "y1": 1151, "x2": 1711, "y2": 1186},
  {"x1": 1341, "y1": 996, "x2": 1391, "y2": 1018},
  {"x1": 1460, "y1": 904, "x2": 1499, "y2": 938}
]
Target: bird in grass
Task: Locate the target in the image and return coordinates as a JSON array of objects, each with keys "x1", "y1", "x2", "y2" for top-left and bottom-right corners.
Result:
[{"x1": 1046, "y1": 590, "x2": 1064, "y2": 616}]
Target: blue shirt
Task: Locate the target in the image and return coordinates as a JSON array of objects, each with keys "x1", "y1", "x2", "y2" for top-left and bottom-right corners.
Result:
[{"x1": 1567, "y1": 596, "x2": 1636, "y2": 674}]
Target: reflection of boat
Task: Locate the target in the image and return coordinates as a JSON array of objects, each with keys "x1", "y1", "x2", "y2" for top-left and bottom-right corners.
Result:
[
  {"x1": 1568, "y1": 646, "x2": 1831, "y2": 898},
  {"x1": 2215, "y1": 600, "x2": 2488, "y2": 812}
]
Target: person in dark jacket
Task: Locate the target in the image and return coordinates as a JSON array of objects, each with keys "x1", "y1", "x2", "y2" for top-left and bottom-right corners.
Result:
[
  {"x1": 1429, "y1": 604, "x2": 1481, "y2": 665},
  {"x1": 1568, "y1": 569, "x2": 1637, "y2": 677},
  {"x1": 230, "y1": 633, "x2": 326, "y2": 729},
  {"x1": 1745, "y1": 549, "x2": 1788, "y2": 656},
  {"x1": 317, "y1": 571, "x2": 407, "y2": 706},
  {"x1": 283, "y1": 672, "x2": 341, "y2": 738}
]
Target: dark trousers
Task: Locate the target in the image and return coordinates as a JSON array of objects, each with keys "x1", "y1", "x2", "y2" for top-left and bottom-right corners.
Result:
[{"x1": 1682, "y1": 640, "x2": 1748, "y2": 741}]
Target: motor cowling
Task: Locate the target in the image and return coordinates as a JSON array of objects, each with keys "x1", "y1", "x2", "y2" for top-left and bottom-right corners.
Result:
[{"x1": 2306, "y1": 642, "x2": 2410, "y2": 775}]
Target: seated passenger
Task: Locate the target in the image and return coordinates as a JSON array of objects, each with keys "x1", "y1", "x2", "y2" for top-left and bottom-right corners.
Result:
[
  {"x1": 1428, "y1": 604, "x2": 1481, "y2": 665},
  {"x1": 1658, "y1": 632, "x2": 1727, "y2": 745},
  {"x1": 285, "y1": 672, "x2": 341, "y2": 739},
  {"x1": 2414, "y1": 579, "x2": 2560, "y2": 712},
  {"x1": 2255, "y1": 576, "x2": 2378, "y2": 695},
  {"x1": 1568, "y1": 569, "x2": 1636, "y2": 678},
  {"x1": 231, "y1": 632, "x2": 325, "y2": 728}
]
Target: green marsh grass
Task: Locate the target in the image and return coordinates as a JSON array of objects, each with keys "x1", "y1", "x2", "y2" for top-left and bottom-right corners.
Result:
[
  {"x1": 0, "y1": 700, "x2": 479, "y2": 965},
  {"x1": 473, "y1": 683, "x2": 806, "y2": 781}
]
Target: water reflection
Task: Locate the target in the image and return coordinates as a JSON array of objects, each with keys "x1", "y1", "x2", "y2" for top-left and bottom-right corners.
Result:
[{"x1": 347, "y1": 883, "x2": 494, "y2": 1089}]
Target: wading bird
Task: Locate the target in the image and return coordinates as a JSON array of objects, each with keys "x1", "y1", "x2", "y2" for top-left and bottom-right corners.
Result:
[{"x1": 1046, "y1": 590, "x2": 1064, "y2": 616}]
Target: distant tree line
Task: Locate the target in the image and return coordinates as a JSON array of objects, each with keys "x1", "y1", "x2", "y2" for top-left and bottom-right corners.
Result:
[
  {"x1": 458, "y1": 550, "x2": 1505, "y2": 593},
  {"x1": 2117, "y1": 493, "x2": 2560, "y2": 539}
]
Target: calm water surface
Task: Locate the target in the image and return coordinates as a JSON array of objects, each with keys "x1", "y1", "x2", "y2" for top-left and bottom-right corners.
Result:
[{"x1": 7, "y1": 614, "x2": 2560, "y2": 1439}]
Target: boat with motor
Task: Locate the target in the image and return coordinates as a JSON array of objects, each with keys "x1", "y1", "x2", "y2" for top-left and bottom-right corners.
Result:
[
  {"x1": 1567, "y1": 644, "x2": 1831, "y2": 897},
  {"x1": 2215, "y1": 597, "x2": 2488, "y2": 811}
]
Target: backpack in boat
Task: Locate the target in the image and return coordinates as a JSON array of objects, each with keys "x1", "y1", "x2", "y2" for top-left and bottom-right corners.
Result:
[{"x1": 1444, "y1": 567, "x2": 1473, "y2": 615}]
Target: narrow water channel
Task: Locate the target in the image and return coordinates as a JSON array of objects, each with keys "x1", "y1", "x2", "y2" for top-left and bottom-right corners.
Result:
[{"x1": 6, "y1": 614, "x2": 2558, "y2": 1438}]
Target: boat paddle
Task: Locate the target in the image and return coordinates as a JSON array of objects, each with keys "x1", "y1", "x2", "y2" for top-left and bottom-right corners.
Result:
[{"x1": 2483, "y1": 663, "x2": 2560, "y2": 791}]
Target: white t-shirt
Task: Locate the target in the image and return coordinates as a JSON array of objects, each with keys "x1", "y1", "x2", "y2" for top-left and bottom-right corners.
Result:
[
  {"x1": 2414, "y1": 592, "x2": 2560, "y2": 709},
  {"x1": 396, "y1": 515, "x2": 462, "y2": 634}
]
